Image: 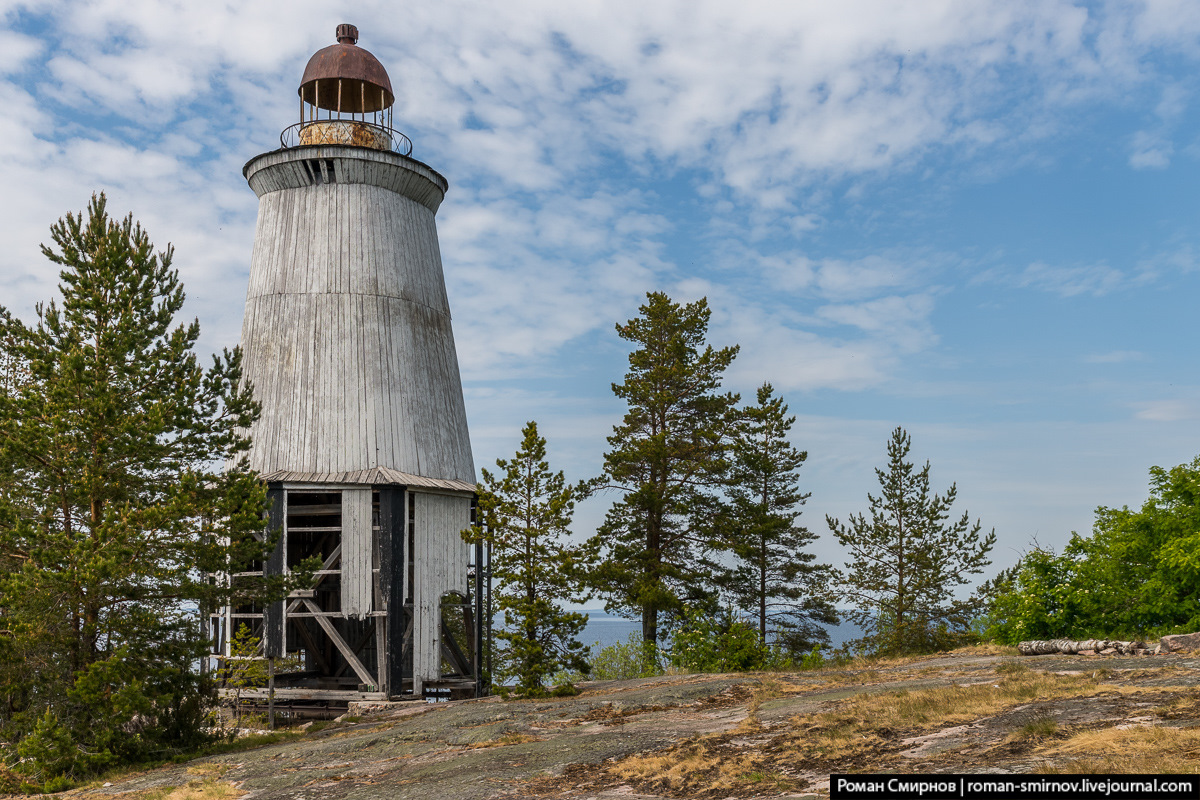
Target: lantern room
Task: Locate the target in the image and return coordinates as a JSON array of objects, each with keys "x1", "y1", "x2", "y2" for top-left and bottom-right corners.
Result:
[{"x1": 283, "y1": 24, "x2": 412, "y2": 154}]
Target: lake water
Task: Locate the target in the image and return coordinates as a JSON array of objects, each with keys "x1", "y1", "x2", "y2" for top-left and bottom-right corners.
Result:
[{"x1": 572, "y1": 610, "x2": 864, "y2": 652}]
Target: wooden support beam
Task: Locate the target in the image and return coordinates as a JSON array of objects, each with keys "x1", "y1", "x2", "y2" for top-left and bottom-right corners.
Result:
[
  {"x1": 308, "y1": 544, "x2": 342, "y2": 593},
  {"x1": 302, "y1": 599, "x2": 376, "y2": 687},
  {"x1": 284, "y1": 503, "x2": 343, "y2": 516},
  {"x1": 220, "y1": 688, "x2": 388, "y2": 701},
  {"x1": 463, "y1": 601, "x2": 476, "y2": 665},
  {"x1": 333, "y1": 626, "x2": 377, "y2": 680},
  {"x1": 263, "y1": 486, "x2": 285, "y2": 658},
  {"x1": 375, "y1": 616, "x2": 387, "y2": 694},
  {"x1": 379, "y1": 485, "x2": 406, "y2": 696},
  {"x1": 440, "y1": 618, "x2": 471, "y2": 677}
]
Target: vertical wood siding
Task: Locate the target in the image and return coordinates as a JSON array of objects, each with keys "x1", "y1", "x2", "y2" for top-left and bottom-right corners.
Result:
[
  {"x1": 411, "y1": 491, "x2": 470, "y2": 689},
  {"x1": 238, "y1": 150, "x2": 474, "y2": 485},
  {"x1": 341, "y1": 487, "x2": 373, "y2": 618}
]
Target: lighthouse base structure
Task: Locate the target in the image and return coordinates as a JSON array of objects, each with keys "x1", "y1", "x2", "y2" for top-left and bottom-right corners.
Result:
[{"x1": 213, "y1": 478, "x2": 485, "y2": 702}]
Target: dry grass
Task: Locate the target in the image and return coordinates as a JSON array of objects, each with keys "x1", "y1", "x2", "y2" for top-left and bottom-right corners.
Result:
[
  {"x1": 826, "y1": 643, "x2": 1016, "y2": 671},
  {"x1": 729, "y1": 679, "x2": 785, "y2": 734},
  {"x1": 604, "y1": 664, "x2": 1107, "y2": 797},
  {"x1": 951, "y1": 643, "x2": 1020, "y2": 657},
  {"x1": 466, "y1": 732, "x2": 544, "y2": 749},
  {"x1": 110, "y1": 779, "x2": 244, "y2": 800},
  {"x1": 814, "y1": 668, "x2": 883, "y2": 687},
  {"x1": 184, "y1": 763, "x2": 230, "y2": 777},
  {"x1": 804, "y1": 670, "x2": 1106, "y2": 733},
  {"x1": 610, "y1": 740, "x2": 787, "y2": 797},
  {"x1": 1037, "y1": 726, "x2": 1200, "y2": 773}
]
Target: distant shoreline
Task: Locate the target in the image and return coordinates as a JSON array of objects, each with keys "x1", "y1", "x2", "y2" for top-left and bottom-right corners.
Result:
[{"x1": 514, "y1": 609, "x2": 865, "y2": 649}]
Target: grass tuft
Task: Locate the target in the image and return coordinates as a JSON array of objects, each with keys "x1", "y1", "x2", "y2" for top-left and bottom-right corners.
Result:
[
  {"x1": 467, "y1": 732, "x2": 544, "y2": 748},
  {"x1": 805, "y1": 670, "x2": 1103, "y2": 732},
  {"x1": 107, "y1": 779, "x2": 245, "y2": 800},
  {"x1": 1014, "y1": 717, "x2": 1059, "y2": 739},
  {"x1": 1037, "y1": 725, "x2": 1200, "y2": 773}
]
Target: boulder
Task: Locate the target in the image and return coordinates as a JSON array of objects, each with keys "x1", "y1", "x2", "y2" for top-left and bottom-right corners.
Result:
[{"x1": 1159, "y1": 632, "x2": 1200, "y2": 652}]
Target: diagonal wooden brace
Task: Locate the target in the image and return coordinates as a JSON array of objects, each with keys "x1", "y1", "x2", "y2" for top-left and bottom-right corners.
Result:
[{"x1": 302, "y1": 599, "x2": 376, "y2": 687}]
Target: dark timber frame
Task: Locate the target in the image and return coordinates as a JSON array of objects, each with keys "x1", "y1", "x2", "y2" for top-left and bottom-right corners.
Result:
[{"x1": 212, "y1": 482, "x2": 488, "y2": 704}]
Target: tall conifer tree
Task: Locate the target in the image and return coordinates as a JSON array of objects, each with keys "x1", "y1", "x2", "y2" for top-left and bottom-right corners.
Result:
[
  {"x1": 828, "y1": 427, "x2": 995, "y2": 654},
  {"x1": 0, "y1": 195, "x2": 271, "y2": 781},
  {"x1": 475, "y1": 422, "x2": 589, "y2": 693},
  {"x1": 722, "y1": 383, "x2": 836, "y2": 653},
  {"x1": 588, "y1": 292, "x2": 739, "y2": 649}
]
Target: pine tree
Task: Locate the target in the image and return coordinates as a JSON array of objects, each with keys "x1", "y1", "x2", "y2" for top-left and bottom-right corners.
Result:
[
  {"x1": 0, "y1": 194, "x2": 270, "y2": 781},
  {"x1": 827, "y1": 426, "x2": 996, "y2": 654},
  {"x1": 474, "y1": 421, "x2": 589, "y2": 694},
  {"x1": 722, "y1": 383, "x2": 836, "y2": 654},
  {"x1": 587, "y1": 292, "x2": 739, "y2": 650}
]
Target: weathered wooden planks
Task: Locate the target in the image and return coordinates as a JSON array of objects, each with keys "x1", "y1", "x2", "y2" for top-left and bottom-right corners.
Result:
[
  {"x1": 243, "y1": 146, "x2": 449, "y2": 212},
  {"x1": 410, "y1": 491, "x2": 471, "y2": 692},
  {"x1": 263, "y1": 486, "x2": 287, "y2": 658},
  {"x1": 236, "y1": 147, "x2": 474, "y2": 485},
  {"x1": 341, "y1": 487, "x2": 373, "y2": 619},
  {"x1": 263, "y1": 467, "x2": 474, "y2": 493},
  {"x1": 240, "y1": 293, "x2": 473, "y2": 482}
]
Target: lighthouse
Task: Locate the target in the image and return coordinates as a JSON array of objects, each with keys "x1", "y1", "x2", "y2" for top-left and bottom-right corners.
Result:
[{"x1": 218, "y1": 25, "x2": 481, "y2": 702}]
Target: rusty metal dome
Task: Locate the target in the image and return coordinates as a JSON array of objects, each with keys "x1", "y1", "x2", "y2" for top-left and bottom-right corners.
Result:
[{"x1": 299, "y1": 24, "x2": 394, "y2": 114}]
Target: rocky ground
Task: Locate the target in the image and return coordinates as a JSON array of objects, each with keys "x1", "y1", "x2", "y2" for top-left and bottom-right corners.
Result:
[{"x1": 47, "y1": 649, "x2": 1200, "y2": 800}]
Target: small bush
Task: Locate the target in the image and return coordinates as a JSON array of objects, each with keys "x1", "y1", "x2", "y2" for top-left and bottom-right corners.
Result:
[
  {"x1": 0, "y1": 764, "x2": 21, "y2": 794},
  {"x1": 15, "y1": 710, "x2": 95, "y2": 784},
  {"x1": 668, "y1": 610, "x2": 768, "y2": 673},
  {"x1": 589, "y1": 634, "x2": 662, "y2": 681}
]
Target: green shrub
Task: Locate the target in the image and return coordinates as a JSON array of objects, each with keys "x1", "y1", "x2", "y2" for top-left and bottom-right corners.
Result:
[
  {"x1": 588, "y1": 633, "x2": 662, "y2": 681},
  {"x1": 667, "y1": 609, "x2": 768, "y2": 673},
  {"x1": 15, "y1": 711, "x2": 81, "y2": 783}
]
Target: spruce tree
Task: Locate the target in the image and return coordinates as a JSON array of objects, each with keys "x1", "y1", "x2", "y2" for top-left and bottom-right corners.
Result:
[
  {"x1": 475, "y1": 421, "x2": 589, "y2": 694},
  {"x1": 827, "y1": 427, "x2": 996, "y2": 654},
  {"x1": 0, "y1": 195, "x2": 270, "y2": 782},
  {"x1": 722, "y1": 383, "x2": 836, "y2": 654},
  {"x1": 587, "y1": 292, "x2": 739, "y2": 649}
]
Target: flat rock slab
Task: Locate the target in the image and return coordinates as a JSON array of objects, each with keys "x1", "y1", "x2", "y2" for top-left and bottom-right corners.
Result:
[{"x1": 66, "y1": 653, "x2": 1200, "y2": 800}]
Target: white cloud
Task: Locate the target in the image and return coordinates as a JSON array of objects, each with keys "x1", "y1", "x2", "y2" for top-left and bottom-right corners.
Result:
[
  {"x1": 0, "y1": 29, "x2": 41, "y2": 74},
  {"x1": 813, "y1": 256, "x2": 912, "y2": 301},
  {"x1": 816, "y1": 294, "x2": 937, "y2": 353},
  {"x1": 1017, "y1": 261, "x2": 1127, "y2": 296},
  {"x1": 1085, "y1": 350, "x2": 1144, "y2": 364},
  {"x1": 1133, "y1": 399, "x2": 1200, "y2": 422},
  {"x1": 1129, "y1": 129, "x2": 1173, "y2": 169},
  {"x1": 1, "y1": 0, "x2": 1199, "y2": 393}
]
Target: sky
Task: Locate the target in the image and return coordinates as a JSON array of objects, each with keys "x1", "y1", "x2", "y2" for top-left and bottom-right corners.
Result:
[{"x1": 4, "y1": 0, "x2": 1200, "y2": 581}]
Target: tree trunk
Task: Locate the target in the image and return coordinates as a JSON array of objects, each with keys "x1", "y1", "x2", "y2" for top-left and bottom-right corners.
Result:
[{"x1": 642, "y1": 606, "x2": 656, "y2": 646}]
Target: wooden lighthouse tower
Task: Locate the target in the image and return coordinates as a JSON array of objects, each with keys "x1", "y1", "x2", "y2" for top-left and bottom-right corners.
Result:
[{"x1": 218, "y1": 24, "x2": 482, "y2": 703}]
